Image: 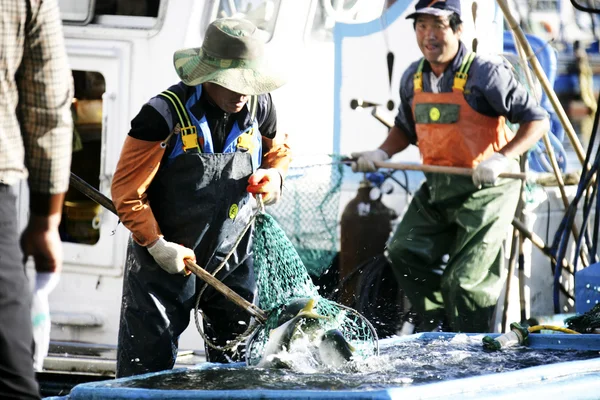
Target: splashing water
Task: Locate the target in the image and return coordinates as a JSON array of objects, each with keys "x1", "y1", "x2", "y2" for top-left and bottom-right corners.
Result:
[{"x1": 113, "y1": 334, "x2": 600, "y2": 391}]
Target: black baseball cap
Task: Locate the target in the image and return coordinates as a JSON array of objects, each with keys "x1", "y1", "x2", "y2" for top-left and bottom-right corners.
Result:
[{"x1": 406, "y1": 0, "x2": 462, "y2": 19}]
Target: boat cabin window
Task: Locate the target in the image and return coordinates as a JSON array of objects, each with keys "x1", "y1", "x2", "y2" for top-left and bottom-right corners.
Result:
[
  {"x1": 60, "y1": 70, "x2": 106, "y2": 246},
  {"x1": 59, "y1": 0, "x2": 160, "y2": 27},
  {"x1": 308, "y1": 0, "x2": 386, "y2": 42},
  {"x1": 211, "y1": 0, "x2": 282, "y2": 42},
  {"x1": 94, "y1": 0, "x2": 160, "y2": 17}
]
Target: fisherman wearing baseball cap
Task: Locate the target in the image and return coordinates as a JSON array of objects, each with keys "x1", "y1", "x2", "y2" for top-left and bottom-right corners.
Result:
[
  {"x1": 405, "y1": 0, "x2": 462, "y2": 19},
  {"x1": 352, "y1": 0, "x2": 549, "y2": 334},
  {"x1": 111, "y1": 18, "x2": 291, "y2": 377}
]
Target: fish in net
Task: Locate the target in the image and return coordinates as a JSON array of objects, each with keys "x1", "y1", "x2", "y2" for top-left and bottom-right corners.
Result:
[{"x1": 246, "y1": 212, "x2": 379, "y2": 366}]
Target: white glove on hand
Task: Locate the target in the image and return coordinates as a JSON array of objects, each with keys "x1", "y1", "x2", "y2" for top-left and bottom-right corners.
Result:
[
  {"x1": 31, "y1": 272, "x2": 60, "y2": 371},
  {"x1": 247, "y1": 168, "x2": 283, "y2": 205},
  {"x1": 472, "y1": 152, "x2": 514, "y2": 187},
  {"x1": 147, "y1": 237, "x2": 195, "y2": 275},
  {"x1": 350, "y1": 149, "x2": 389, "y2": 172}
]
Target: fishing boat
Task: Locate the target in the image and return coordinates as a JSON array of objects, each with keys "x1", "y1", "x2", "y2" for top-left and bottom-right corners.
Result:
[{"x1": 29, "y1": 0, "x2": 600, "y2": 397}]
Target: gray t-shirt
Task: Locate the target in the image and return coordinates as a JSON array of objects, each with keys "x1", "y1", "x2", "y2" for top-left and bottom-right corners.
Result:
[{"x1": 394, "y1": 41, "x2": 549, "y2": 144}]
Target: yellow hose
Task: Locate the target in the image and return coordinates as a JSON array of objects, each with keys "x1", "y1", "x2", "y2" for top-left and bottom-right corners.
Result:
[{"x1": 527, "y1": 325, "x2": 580, "y2": 334}]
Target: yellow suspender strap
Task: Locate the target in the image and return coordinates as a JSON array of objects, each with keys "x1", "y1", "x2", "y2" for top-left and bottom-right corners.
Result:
[
  {"x1": 413, "y1": 58, "x2": 425, "y2": 92},
  {"x1": 158, "y1": 90, "x2": 201, "y2": 152},
  {"x1": 452, "y1": 52, "x2": 476, "y2": 91}
]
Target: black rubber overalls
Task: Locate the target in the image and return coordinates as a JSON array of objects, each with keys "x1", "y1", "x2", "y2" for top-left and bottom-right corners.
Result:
[{"x1": 116, "y1": 83, "x2": 262, "y2": 377}]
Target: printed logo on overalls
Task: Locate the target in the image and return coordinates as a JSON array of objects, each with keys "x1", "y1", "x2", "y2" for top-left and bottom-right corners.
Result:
[
  {"x1": 228, "y1": 204, "x2": 239, "y2": 219},
  {"x1": 415, "y1": 103, "x2": 460, "y2": 124}
]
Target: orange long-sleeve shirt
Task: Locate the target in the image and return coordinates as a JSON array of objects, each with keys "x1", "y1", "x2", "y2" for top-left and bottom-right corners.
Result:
[{"x1": 112, "y1": 130, "x2": 291, "y2": 247}]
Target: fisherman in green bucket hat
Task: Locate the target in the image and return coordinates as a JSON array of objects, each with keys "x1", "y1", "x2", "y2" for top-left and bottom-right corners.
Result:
[
  {"x1": 173, "y1": 19, "x2": 285, "y2": 95},
  {"x1": 111, "y1": 18, "x2": 291, "y2": 377}
]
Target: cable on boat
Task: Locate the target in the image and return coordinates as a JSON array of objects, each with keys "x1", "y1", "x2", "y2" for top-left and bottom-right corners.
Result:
[
  {"x1": 549, "y1": 2, "x2": 600, "y2": 311},
  {"x1": 571, "y1": 0, "x2": 600, "y2": 14},
  {"x1": 551, "y1": 84, "x2": 600, "y2": 313},
  {"x1": 527, "y1": 324, "x2": 580, "y2": 334}
]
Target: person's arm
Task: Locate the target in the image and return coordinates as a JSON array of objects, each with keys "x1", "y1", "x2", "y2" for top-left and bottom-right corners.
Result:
[
  {"x1": 379, "y1": 125, "x2": 412, "y2": 157},
  {"x1": 112, "y1": 99, "x2": 198, "y2": 276},
  {"x1": 111, "y1": 103, "x2": 175, "y2": 247},
  {"x1": 478, "y1": 57, "x2": 549, "y2": 156},
  {"x1": 261, "y1": 131, "x2": 292, "y2": 177},
  {"x1": 18, "y1": 0, "x2": 74, "y2": 273},
  {"x1": 499, "y1": 119, "x2": 549, "y2": 159},
  {"x1": 472, "y1": 58, "x2": 549, "y2": 186},
  {"x1": 350, "y1": 125, "x2": 412, "y2": 172},
  {"x1": 248, "y1": 95, "x2": 291, "y2": 205},
  {"x1": 257, "y1": 94, "x2": 290, "y2": 177},
  {"x1": 20, "y1": 195, "x2": 65, "y2": 273},
  {"x1": 112, "y1": 131, "x2": 195, "y2": 275},
  {"x1": 111, "y1": 136, "x2": 165, "y2": 247},
  {"x1": 495, "y1": 59, "x2": 549, "y2": 158},
  {"x1": 385, "y1": 66, "x2": 420, "y2": 156}
]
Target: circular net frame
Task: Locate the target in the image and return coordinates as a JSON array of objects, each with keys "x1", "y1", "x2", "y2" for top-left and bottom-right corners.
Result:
[{"x1": 246, "y1": 212, "x2": 378, "y2": 366}]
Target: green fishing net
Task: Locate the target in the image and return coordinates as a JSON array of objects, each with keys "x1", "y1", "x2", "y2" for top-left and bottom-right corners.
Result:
[
  {"x1": 565, "y1": 303, "x2": 600, "y2": 333},
  {"x1": 502, "y1": 52, "x2": 542, "y2": 100},
  {"x1": 265, "y1": 159, "x2": 344, "y2": 277},
  {"x1": 247, "y1": 210, "x2": 378, "y2": 366}
]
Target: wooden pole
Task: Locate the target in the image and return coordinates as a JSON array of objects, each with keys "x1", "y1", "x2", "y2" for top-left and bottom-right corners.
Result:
[
  {"x1": 184, "y1": 260, "x2": 267, "y2": 323},
  {"x1": 372, "y1": 160, "x2": 527, "y2": 180},
  {"x1": 502, "y1": 218, "x2": 520, "y2": 332},
  {"x1": 495, "y1": 0, "x2": 587, "y2": 166},
  {"x1": 69, "y1": 172, "x2": 268, "y2": 322},
  {"x1": 511, "y1": 32, "x2": 589, "y2": 266},
  {"x1": 358, "y1": 112, "x2": 527, "y2": 180},
  {"x1": 502, "y1": 156, "x2": 528, "y2": 332},
  {"x1": 511, "y1": 218, "x2": 575, "y2": 276},
  {"x1": 510, "y1": 30, "x2": 571, "y2": 204}
]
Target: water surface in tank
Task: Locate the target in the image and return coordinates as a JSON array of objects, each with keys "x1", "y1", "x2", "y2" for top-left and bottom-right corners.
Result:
[{"x1": 109, "y1": 334, "x2": 600, "y2": 391}]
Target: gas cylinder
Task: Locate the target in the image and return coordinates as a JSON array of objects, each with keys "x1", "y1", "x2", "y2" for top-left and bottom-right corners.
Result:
[{"x1": 339, "y1": 178, "x2": 397, "y2": 306}]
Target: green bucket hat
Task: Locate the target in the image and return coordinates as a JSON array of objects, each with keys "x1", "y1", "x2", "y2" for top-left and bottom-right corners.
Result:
[{"x1": 173, "y1": 18, "x2": 285, "y2": 95}]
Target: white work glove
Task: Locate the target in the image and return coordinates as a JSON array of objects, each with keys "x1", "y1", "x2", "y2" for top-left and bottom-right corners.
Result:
[
  {"x1": 472, "y1": 152, "x2": 515, "y2": 187},
  {"x1": 247, "y1": 168, "x2": 283, "y2": 205},
  {"x1": 31, "y1": 271, "x2": 60, "y2": 371},
  {"x1": 147, "y1": 237, "x2": 195, "y2": 275},
  {"x1": 350, "y1": 149, "x2": 389, "y2": 172}
]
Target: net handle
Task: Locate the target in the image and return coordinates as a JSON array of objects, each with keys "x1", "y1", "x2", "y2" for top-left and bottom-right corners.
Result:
[{"x1": 186, "y1": 259, "x2": 267, "y2": 323}]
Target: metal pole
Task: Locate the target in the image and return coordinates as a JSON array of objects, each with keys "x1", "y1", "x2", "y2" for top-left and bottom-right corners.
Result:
[{"x1": 69, "y1": 173, "x2": 116, "y2": 215}]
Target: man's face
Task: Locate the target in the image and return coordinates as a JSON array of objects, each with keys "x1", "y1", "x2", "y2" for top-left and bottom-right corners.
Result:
[
  {"x1": 204, "y1": 82, "x2": 248, "y2": 113},
  {"x1": 415, "y1": 14, "x2": 462, "y2": 69}
]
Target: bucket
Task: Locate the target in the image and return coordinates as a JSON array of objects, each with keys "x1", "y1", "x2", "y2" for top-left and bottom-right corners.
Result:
[{"x1": 62, "y1": 200, "x2": 101, "y2": 244}]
